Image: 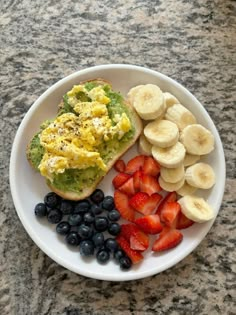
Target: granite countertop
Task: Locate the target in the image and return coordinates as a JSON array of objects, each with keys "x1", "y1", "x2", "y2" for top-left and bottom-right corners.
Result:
[{"x1": 1, "y1": 0, "x2": 236, "y2": 314}]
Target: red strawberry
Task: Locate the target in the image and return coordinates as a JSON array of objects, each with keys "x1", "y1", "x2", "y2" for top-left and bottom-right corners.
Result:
[
  {"x1": 140, "y1": 173, "x2": 162, "y2": 195},
  {"x1": 134, "y1": 214, "x2": 163, "y2": 234},
  {"x1": 160, "y1": 201, "x2": 181, "y2": 227},
  {"x1": 125, "y1": 155, "x2": 145, "y2": 174},
  {"x1": 129, "y1": 192, "x2": 162, "y2": 215},
  {"x1": 133, "y1": 169, "x2": 143, "y2": 192},
  {"x1": 155, "y1": 191, "x2": 177, "y2": 215},
  {"x1": 112, "y1": 173, "x2": 131, "y2": 189},
  {"x1": 114, "y1": 159, "x2": 126, "y2": 172},
  {"x1": 114, "y1": 190, "x2": 135, "y2": 221},
  {"x1": 152, "y1": 227, "x2": 183, "y2": 252},
  {"x1": 116, "y1": 235, "x2": 143, "y2": 264},
  {"x1": 121, "y1": 224, "x2": 149, "y2": 251},
  {"x1": 118, "y1": 176, "x2": 136, "y2": 196},
  {"x1": 143, "y1": 156, "x2": 160, "y2": 176},
  {"x1": 175, "y1": 212, "x2": 194, "y2": 230}
]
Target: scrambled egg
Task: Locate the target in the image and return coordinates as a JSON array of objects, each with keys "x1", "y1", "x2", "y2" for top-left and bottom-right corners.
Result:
[{"x1": 38, "y1": 85, "x2": 131, "y2": 181}]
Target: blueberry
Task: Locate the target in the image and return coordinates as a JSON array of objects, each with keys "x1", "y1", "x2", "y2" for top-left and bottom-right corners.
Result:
[
  {"x1": 114, "y1": 249, "x2": 125, "y2": 263},
  {"x1": 105, "y1": 238, "x2": 118, "y2": 252},
  {"x1": 56, "y1": 221, "x2": 71, "y2": 235},
  {"x1": 119, "y1": 256, "x2": 132, "y2": 270},
  {"x1": 44, "y1": 192, "x2": 61, "y2": 208},
  {"x1": 79, "y1": 240, "x2": 94, "y2": 256},
  {"x1": 34, "y1": 203, "x2": 47, "y2": 217},
  {"x1": 102, "y1": 196, "x2": 114, "y2": 211},
  {"x1": 90, "y1": 189, "x2": 104, "y2": 204},
  {"x1": 108, "y1": 223, "x2": 121, "y2": 236},
  {"x1": 96, "y1": 249, "x2": 110, "y2": 264},
  {"x1": 94, "y1": 216, "x2": 109, "y2": 232},
  {"x1": 83, "y1": 212, "x2": 95, "y2": 225},
  {"x1": 90, "y1": 204, "x2": 103, "y2": 216},
  {"x1": 74, "y1": 200, "x2": 91, "y2": 214},
  {"x1": 68, "y1": 214, "x2": 83, "y2": 226},
  {"x1": 78, "y1": 224, "x2": 93, "y2": 239},
  {"x1": 47, "y1": 209, "x2": 62, "y2": 224},
  {"x1": 92, "y1": 232, "x2": 104, "y2": 248},
  {"x1": 60, "y1": 200, "x2": 74, "y2": 215},
  {"x1": 65, "y1": 231, "x2": 80, "y2": 246},
  {"x1": 107, "y1": 209, "x2": 120, "y2": 221}
]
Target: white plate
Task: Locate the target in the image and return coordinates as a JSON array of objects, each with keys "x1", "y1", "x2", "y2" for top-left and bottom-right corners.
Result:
[{"x1": 10, "y1": 64, "x2": 225, "y2": 281}]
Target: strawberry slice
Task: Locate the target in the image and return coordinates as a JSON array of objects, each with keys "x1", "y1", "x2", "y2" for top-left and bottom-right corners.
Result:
[
  {"x1": 134, "y1": 214, "x2": 163, "y2": 234},
  {"x1": 133, "y1": 169, "x2": 143, "y2": 192},
  {"x1": 125, "y1": 155, "x2": 145, "y2": 174},
  {"x1": 160, "y1": 201, "x2": 181, "y2": 227},
  {"x1": 175, "y1": 211, "x2": 194, "y2": 230},
  {"x1": 114, "y1": 159, "x2": 126, "y2": 172},
  {"x1": 114, "y1": 190, "x2": 135, "y2": 221},
  {"x1": 140, "y1": 173, "x2": 162, "y2": 195},
  {"x1": 152, "y1": 227, "x2": 183, "y2": 252},
  {"x1": 118, "y1": 176, "x2": 136, "y2": 196},
  {"x1": 116, "y1": 235, "x2": 143, "y2": 264},
  {"x1": 112, "y1": 173, "x2": 131, "y2": 189},
  {"x1": 121, "y1": 224, "x2": 149, "y2": 251},
  {"x1": 143, "y1": 156, "x2": 160, "y2": 177},
  {"x1": 155, "y1": 191, "x2": 177, "y2": 215},
  {"x1": 129, "y1": 192, "x2": 162, "y2": 215}
]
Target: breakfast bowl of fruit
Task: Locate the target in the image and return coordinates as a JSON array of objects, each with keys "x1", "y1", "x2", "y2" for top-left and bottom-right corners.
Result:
[{"x1": 10, "y1": 64, "x2": 225, "y2": 281}]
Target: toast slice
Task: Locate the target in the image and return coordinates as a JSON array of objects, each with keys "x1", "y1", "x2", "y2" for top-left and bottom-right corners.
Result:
[{"x1": 27, "y1": 79, "x2": 142, "y2": 200}]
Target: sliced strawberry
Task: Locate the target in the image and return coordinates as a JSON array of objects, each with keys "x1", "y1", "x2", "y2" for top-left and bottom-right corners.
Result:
[
  {"x1": 129, "y1": 192, "x2": 162, "y2": 215},
  {"x1": 155, "y1": 191, "x2": 177, "y2": 215},
  {"x1": 121, "y1": 224, "x2": 149, "y2": 251},
  {"x1": 118, "y1": 176, "x2": 136, "y2": 196},
  {"x1": 143, "y1": 156, "x2": 160, "y2": 177},
  {"x1": 134, "y1": 214, "x2": 163, "y2": 234},
  {"x1": 160, "y1": 201, "x2": 181, "y2": 227},
  {"x1": 175, "y1": 211, "x2": 194, "y2": 230},
  {"x1": 114, "y1": 190, "x2": 135, "y2": 221},
  {"x1": 140, "y1": 173, "x2": 162, "y2": 195},
  {"x1": 152, "y1": 227, "x2": 183, "y2": 252},
  {"x1": 114, "y1": 159, "x2": 126, "y2": 172},
  {"x1": 112, "y1": 172, "x2": 131, "y2": 189},
  {"x1": 133, "y1": 169, "x2": 143, "y2": 192},
  {"x1": 116, "y1": 235, "x2": 143, "y2": 264},
  {"x1": 125, "y1": 155, "x2": 145, "y2": 174}
]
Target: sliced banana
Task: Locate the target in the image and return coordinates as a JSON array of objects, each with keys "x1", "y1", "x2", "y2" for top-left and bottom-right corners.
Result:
[
  {"x1": 183, "y1": 153, "x2": 200, "y2": 167},
  {"x1": 165, "y1": 104, "x2": 197, "y2": 130},
  {"x1": 164, "y1": 92, "x2": 180, "y2": 108},
  {"x1": 144, "y1": 119, "x2": 179, "y2": 148},
  {"x1": 185, "y1": 162, "x2": 216, "y2": 189},
  {"x1": 178, "y1": 195, "x2": 214, "y2": 223},
  {"x1": 133, "y1": 84, "x2": 166, "y2": 120},
  {"x1": 176, "y1": 182, "x2": 197, "y2": 196},
  {"x1": 159, "y1": 176, "x2": 185, "y2": 192},
  {"x1": 180, "y1": 124, "x2": 214, "y2": 155},
  {"x1": 160, "y1": 164, "x2": 184, "y2": 183},
  {"x1": 127, "y1": 85, "x2": 144, "y2": 104},
  {"x1": 138, "y1": 134, "x2": 152, "y2": 156},
  {"x1": 152, "y1": 141, "x2": 186, "y2": 168}
]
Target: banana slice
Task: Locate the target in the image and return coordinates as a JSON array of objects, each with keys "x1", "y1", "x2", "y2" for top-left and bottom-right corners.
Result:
[
  {"x1": 152, "y1": 141, "x2": 186, "y2": 168},
  {"x1": 176, "y1": 182, "x2": 197, "y2": 196},
  {"x1": 164, "y1": 92, "x2": 180, "y2": 108},
  {"x1": 178, "y1": 195, "x2": 214, "y2": 223},
  {"x1": 127, "y1": 85, "x2": 144, "y2": 104},
  {"x1": 183, "y1": 153, "x2": 200, "y2": 167},
  {"x1": 180, "y1": 124, "x2": 215, "y2": 155},
  {"x1": 144, "y1": 119, "x2": 179, "y2": 148},
  {"x1": 138, "y1": 134, "x2": 152, "y2": 155},
  {"x1": 160, "y1": 164, "x2": 184, "y2": 183},
  {"x1": 133, "y1": 84, "x2": 166, "y2": 120},
  {"x1": 185, "y1": 162, "x2": 216, "y2": 189},
  {"x1": 159, "y1": 176, "x2": 185, "y2": 192},
  {"x1": 165, "y1": 104, "x2": 197, "y2": 130}
]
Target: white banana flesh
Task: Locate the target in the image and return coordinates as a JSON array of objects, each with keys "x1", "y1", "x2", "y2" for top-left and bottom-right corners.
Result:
[
  {"x1": 138, "y1": 134, "x2": 152, "y2": 156},
  {"x1": 159, "y1": 176, "x2": 185, "y2": 192},
  {"x1": 127, "y1": 85, "x2": 144, "y2": 104},
  {"x1": 176, "y1": 182, "x2": 198, "y2": 197},
  {"x1": 180, "y1": 124, "x2": 214, "y2": 155},
  {"x1": 164, "y1": 92, "x2": 180, "y2": 109},
  {"x1": 183, "y1": 153, "x2": 200, "y2": 166},
  {"x1": 185, "y1": 162, "x2": 216, "y2": 189},
  {"x1": 160, "y1": 164, "x2": 184, "y2": 183},
  {"x1": 178, "y1": 195, "x2": 214, "y2": 223},
  {"x1": 152, "y1": 141, "x2": 186, "y2": 168},
  {"x1": 144, "y1": 119, "x2": 179, "y2": 148},
  {"x1": 165, "y1": 104, "x2": 197, "y2": 130}
]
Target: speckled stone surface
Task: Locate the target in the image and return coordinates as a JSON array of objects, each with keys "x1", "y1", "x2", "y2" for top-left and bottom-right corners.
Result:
[{"x1": 1, "y1": 0, "x2": 236, "y2": 314}]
